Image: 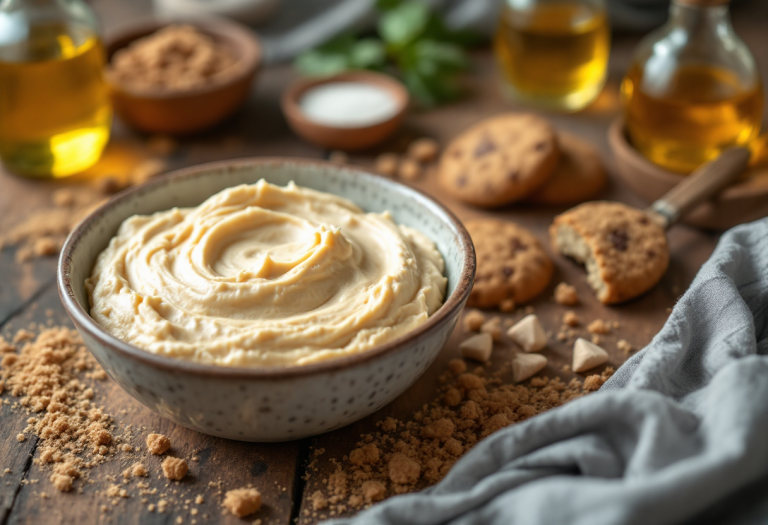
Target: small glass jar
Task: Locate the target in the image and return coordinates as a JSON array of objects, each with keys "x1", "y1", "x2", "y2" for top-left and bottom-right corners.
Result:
[
  {"x1": 494, "y1": 0, "x2": 610, "y2": 112},
  {"x1": 621, "y1": 0, "x2": 763, "y2": 174},
  {"x1": 0, "y1": 0, "x2": 111, "y2": 178}
]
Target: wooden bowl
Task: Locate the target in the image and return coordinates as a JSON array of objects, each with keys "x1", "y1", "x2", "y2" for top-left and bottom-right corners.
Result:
[
  {"x1": 609, "y1": 118, "x2": 768, "y2": 230},
  {"x1": 105, "y1": 18, "x2": 261, "y2": 135},
  {"x1": 281, "y1": 71, "x2": 409, "y2": 151}
]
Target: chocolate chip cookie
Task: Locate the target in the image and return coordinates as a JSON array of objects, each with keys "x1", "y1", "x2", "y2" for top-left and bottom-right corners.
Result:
[
  {"x1": 467, "y1": 219, "x2": 553, "y2": 308},
  {"x1": 528, "y1": 132, "x2": 607, "y2": 205},
  {"x1": 439, "y1": 114, "x2": 560, "y2": 207},
  {"x1": 550, "y1": 201, "x2": 669, "y2": 304}
]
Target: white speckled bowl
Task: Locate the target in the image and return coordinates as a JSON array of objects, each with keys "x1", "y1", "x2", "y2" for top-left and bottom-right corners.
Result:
[{"x1": 58, "y1": 158, "x2": 475, "y2": 442}]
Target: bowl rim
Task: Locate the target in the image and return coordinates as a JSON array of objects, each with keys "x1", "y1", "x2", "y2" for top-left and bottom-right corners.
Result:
[
  {"x1": 58, "y1": 157, "x2": 476, "y2": 380},
  {"x1": 104, "y1": 16, "x2": 262, "y2": 100},
  {"x1": 280, "y1": 70, "x2": 410, "y2": 132}
]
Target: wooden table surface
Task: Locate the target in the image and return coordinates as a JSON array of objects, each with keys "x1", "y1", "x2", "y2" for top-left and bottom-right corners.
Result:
[{"x1": 1, "y1": 2, "x2": 766, "y2": 524}]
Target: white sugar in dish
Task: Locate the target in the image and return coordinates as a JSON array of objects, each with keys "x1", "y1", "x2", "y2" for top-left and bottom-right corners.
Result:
[{"x1": 299, "y1": 82, "x2": 400, "y2": 128}]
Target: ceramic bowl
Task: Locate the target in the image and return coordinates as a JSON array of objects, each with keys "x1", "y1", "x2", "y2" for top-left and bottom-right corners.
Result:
[
  {"x1": 281, "y1": 71, "x2": 409, "y2": 151},
  {"x1": 58, "y1": 158, "x2": 475, "y2": 442},
  {"x1": 105, "y1": 18, "x2": 261, "y2": 135},
  {"x1": 609, "y1": 118, "x2": 768, "y2": 230}
]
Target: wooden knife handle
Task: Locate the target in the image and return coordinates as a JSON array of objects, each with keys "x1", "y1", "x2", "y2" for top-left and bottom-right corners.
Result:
[{"x1": 645, "y1": 147, "x2": 751, "y2": 230}]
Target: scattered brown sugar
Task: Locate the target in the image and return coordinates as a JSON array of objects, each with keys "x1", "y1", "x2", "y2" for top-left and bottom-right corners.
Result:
[
  {"x1": 146, "y1": 433, "x2": 171, "y2": 455},
  {"x1": 563, "y1": 311, "x2": 580, "y2": 327},
  {"x1": 223, "y1": 488, "x2": 262, "y2": 517},
  {"x1": 554, "y1": 283, "x2": 579, "y2": 306},
  {"x1": 406, "y1": 138, "x2": 440, "y2": 163},
  {"x1": 161, "y1": 457, "x2": 188, "y2": 481},
  {"x1": 306, "y1": 357, "x2": 613, "y2": 515},
  {"x1": 462, "y1": 310, "x2": 486, "y2": 332},
  {"x1": 587, "y1": 319, "x2": 610, "y2": 334},
  {"x1": 0, "y1": 189, "x2": 106, "y2": 263},
  {"x1": 108, "y1": 25, "x2": 239, "y2": 92},
  {"x1": 0, "y1": 327, "x2": 115, "y2": 492}
]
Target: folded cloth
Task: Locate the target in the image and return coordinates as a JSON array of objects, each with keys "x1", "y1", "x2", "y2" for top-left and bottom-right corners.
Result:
[{"x1": 328, "y1": 217, "x2": 768, "y2": 525}]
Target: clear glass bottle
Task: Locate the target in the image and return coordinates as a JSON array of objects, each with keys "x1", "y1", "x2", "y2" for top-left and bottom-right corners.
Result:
[
  {"x1": 621, "y1": 0, "x2": 763, "y2": 174},
  {"x1": 494, "y1": 0, "x2": 610, "y2": 112},
  {"x1": 0, "y1": 0, "x2": 111, "y2": 178}
]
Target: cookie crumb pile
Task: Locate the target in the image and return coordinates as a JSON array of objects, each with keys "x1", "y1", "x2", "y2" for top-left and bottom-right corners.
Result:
[
  {"x1": 223, "y1": 488, "x2": 262, "y2": 517},
  {"x1": 303, "y1": 356, "x2": 613, "y2": 520}
]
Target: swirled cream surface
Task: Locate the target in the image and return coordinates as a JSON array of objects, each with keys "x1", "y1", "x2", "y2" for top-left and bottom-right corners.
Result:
[{"x1": 85, "y1": 180, "x2": 446, "y2": 367}]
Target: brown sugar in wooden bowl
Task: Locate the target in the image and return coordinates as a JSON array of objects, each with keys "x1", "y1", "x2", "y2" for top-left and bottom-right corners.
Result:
[
  {"x1": 105, "y1": 19, "x2": 261, "y2": 135},
  {"x1": 281, "y1": 71, "x2": 409, "y2": 151},
  {"x1": 609, "y1": 117, "x2": 768, "y2": 231}
]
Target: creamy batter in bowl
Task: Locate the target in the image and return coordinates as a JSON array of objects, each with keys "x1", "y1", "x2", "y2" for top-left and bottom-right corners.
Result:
[
  {"x1": 59, "y1": 158, "x2": 474, "y2": 441},
  {"x1": 86, "y1": 180, "x2": 447, "y2": 367}
]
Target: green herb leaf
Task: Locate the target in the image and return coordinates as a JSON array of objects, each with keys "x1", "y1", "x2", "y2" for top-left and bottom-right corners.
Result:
[
  {"x1": 376, "y1": 0, "x2": 403, "y2": 11},
  {"x1": 378, "y1": 1, "x2": 430, "y2": 47},
  {"x1": 412, "y1": 40, "x2": 468, "y2": 73},
  {"x1": 294, "y1": 49, "x2": 350, "y2": 77},
  {"x1": 349, "y1": 38, "x2": 387, "y2": 69}
]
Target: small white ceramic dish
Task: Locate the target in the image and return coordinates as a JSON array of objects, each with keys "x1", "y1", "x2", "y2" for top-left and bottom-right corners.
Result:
[{"x1": 58, "y1": 158, "x2": 475, "y2": 442}]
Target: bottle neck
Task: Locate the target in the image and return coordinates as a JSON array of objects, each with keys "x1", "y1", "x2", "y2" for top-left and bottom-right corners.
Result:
[{"x1": 668, "y1": 2, "x2": 733, "y2": 40}]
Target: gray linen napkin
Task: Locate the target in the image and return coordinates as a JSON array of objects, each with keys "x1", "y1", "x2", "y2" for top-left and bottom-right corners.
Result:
[{"x1": 328, "y1": 217, "x2": 768, "y2": 525}]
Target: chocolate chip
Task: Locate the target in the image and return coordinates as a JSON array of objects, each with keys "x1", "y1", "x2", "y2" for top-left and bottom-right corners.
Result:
[
  {"x1": 510, "y1": 238, "x2": 528, "y2": 253},
  {"x1": 608, "y1": 229, "x2": 629, "y2": 252},
  {"x1": 456, "y1": 176, "x2": 467, "y2": 187},
  {"x1": 646, "y1": 249, "x2": 656, "y2": 259},
  {"x1": 502, "y1": 266, "x2": 514, "y2": 277},
  {"x1": 534, "y1": 142, "x2": 547, "y2": 151},
  {"x1": 473, "y1": 135, "x2": 497, "y2": 157},
  {"x1": 508, "y1": 170, "x2": 519, "y2": 182},
  {"x1": 639, "y1": 216, "x2": 649, "y2": 225}
]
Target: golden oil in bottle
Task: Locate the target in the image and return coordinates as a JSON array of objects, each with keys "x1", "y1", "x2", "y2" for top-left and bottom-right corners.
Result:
[
  {"x1": 494, "y1": 0, "x2": 610, "y2": 112},
  {"x1": 0, "y1": 23, "x2": 111, "y2": 178},
  {"x1": 622, "y1": 64, "x2": 763, "y2": 174}
]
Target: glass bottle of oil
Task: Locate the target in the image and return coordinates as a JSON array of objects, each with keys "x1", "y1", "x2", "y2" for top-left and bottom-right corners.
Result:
[
  {"x1": 621, "y1": 0, "x2": 762, "y2": 174},
  {"x1": 494, "y1": 0, "x2": 610, "y2": 112},
  {"x1": 0, "y1": 0, "x2": 111, "y2": 178}
]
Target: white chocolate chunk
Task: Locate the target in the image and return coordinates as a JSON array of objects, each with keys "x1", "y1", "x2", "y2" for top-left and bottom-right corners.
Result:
[
  {"x1": 459, "y1": 332, "x2": 493, "y2": 362},
  {"x1": 572, "y1": 338, "x2": 609, "y2": 372},
  {"x1": 512, "y1": 353, "x2": 547, "y2": 383},
  {"x1": 506, "y1": 314, "x2": 547, "y2": 352}
]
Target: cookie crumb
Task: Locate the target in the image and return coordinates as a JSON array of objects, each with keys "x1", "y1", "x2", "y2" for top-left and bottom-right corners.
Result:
[
  {"x1": 329, "y1": 151, "x2": 348, "y2": 164},
  {"x1": 563, "y1": 311, "x2": 580, "y2": 327},
  {"x1": 499, "y1": 299, "x2": 516, "y2": 313},
  {"x1": 222, "y1": 488, "x2": 262, "y2": 517},
  {"x1": 374, "y1": 153, "x2": 399, "y2": 177},
  {"x1": 146, "y1": 433, "x2": 171, "y2": 455},
  {"x1": 131, "y1": 463, "x2": 147, "y2": 477},
  {"x1": 479, "y1": 317, "x2": 502, "y2": 342},
  {"x1": 554, "y1": 283, "x2": 579, "y2": 306},
  {"x1": 462, "y1": 309, "x2": 486, "y2": 332},
  {"x1": 583, "y1": 375, "x2": 605, "y2": 391},
  {"x1": 161, "y1": 457, "x2": 188, "y2": 481},
  {"x1": 407, "y1": 138, "x2": 439, "y2": 163},
  {"x1": 617, "y1": 339, "x2": 633, "y2": 355},
  {"x1": 398, "y1": 159, "x2": 421, "y2": 181},
  {"x1": 587, "y1": 319, "x2": 610, "y2": 334},
  {"x1": 388, "y1": 453, "x2": 420, "y2": 485}
]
